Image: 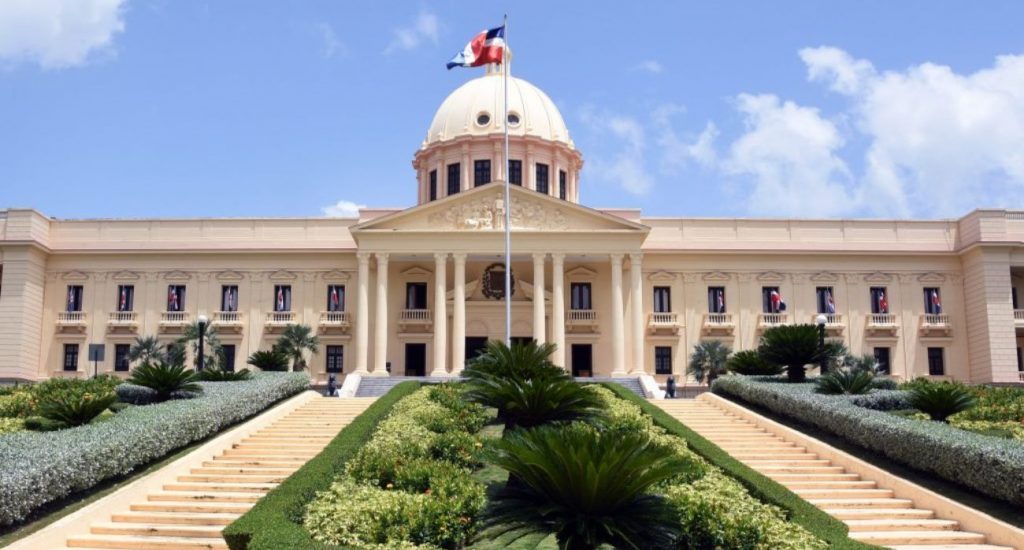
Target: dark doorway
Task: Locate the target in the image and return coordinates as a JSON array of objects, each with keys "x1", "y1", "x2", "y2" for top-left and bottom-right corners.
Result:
[
  {"x1": 465, "y1": 337, "x2": 488, "y2": 365},
  {"x1": 221, "y1": 345, "x2": 236, "y2": 372},
  {"x1": 405, "y1": 343, "x2": 427, "y2": 376},
  {"x1": 571, "y1": 344, "x2": 593, "y2": 377},
  {"x1": 406, "y1": 283, "x2": 428, "y2": 309},
  {"x1": 511, "y1": 336, "x2": 534, "y2": 347}
]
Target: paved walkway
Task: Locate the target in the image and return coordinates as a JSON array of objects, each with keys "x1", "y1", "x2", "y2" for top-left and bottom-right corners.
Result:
[
  {"x1": 11, "y1": 394, "x2": 375, "y2": 550},
  {"x1": 655, "y1": 396, "x2": 1018, "y2": 550}
]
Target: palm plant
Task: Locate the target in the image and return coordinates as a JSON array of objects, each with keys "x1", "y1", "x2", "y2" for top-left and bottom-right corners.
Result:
[
  {"x1": 38, "y1": 391, "x2": 117, "y2": 427},
  {"x1": 276, "y1": 324, "x2": 320, "y2": 372},
  {"x1": 483, "y1": 424, "x2": 686, "y2": 550},
  {"x1": 197, "y1": 367, "x2": 252, "y2": 381},
  {"x1": 128, "y1": 336, "x2": 165, "y2": 365},
  {"x1": 725, "y1": 349, "x2": 783, "y2": 376},
  {"x1": 464, "y1": 373, "x2": 604, "y2": 431},
  {"x1": 907, "y1": 381, "x2": 978, "y2": 422},
  {"x1": 758, "y1": 324, "x2": 832, "y2": 383},
  {"x1": 465, "y1": 340, "x2": 562, "y2": 381},
  {"x1": 687, "y1": 340, "x2": 731, "y2": 385},
  {"x1": 178, "y1": 321, "x2": 223, "y2": 369},
  {"x1": 246, "y1": 349, "x2": 290, "y2": 371},
  {"x1": 815, "y1": 369, "x2": 875, "y2": 395},
  {"x1": 127, "y1": 362, "x2": 202, "y2": 401},
  {"x1": 843, "y1": 353, "x2": 881, "y2": 375}
]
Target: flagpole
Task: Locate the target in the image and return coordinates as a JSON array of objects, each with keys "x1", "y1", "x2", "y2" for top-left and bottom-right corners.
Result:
[{"x1": 502, "y1": 13, "x2": 511, "y2": 347}]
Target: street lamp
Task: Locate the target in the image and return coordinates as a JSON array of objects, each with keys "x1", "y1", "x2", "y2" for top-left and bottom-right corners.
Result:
[
  {"x1": 815, "y1": 313, "x2": 828, "y2": 375},
  {"x1": 197, "y1": 314, "x2": 209, "y2": 371}
]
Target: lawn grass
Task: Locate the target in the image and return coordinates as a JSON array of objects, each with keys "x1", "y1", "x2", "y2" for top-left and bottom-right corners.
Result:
[
  {"x1": 223, "y1": 382, "x2": 421, "y2": 550},
  {"x1": 602, "y1": 384, "x2": 878, "y2": 550}
]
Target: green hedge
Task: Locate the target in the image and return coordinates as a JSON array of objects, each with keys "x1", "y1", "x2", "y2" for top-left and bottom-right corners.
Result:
[
  {"x1": 601, "y1": 384, "x2": 876, "y2": 550},
  {"x1": 223, "y1": 382, "x2": 422, "y2": 550}
]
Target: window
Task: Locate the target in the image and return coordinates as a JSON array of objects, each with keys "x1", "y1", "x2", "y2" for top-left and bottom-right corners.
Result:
[
  {"x1": 509, "y1": 159, "x2": 522, "y2": 185},
  {"x1": 923, "y1": 287, "x2": 942, "y2": 314},
  {"x1": 63, "y1": 344, "x2": 79, "y2": 372},
  {"x1": 326, "y1": 345, "x2": 344, "y2": 373},
  {"x1": 927, "y1": 347, "x2": 945, "y2": 376},
  {"x1": 1013, "y1": 287, "x2": 1019, "y2": 309},
  {"x1": 221, "y1": 344, "x2": 236, "y2": 372},
  {"x1": 707, "y1": 287, "x2": 726, "y2": 313},
  {"x1": 535, "y1": 163, "x2": 549, "y2": 194},
  {"x1": 406, "y1": 282, "x2": 428, "y2": 310},
  {"x1": 653, "y1": 287, "x2": 671, "y2": 313},
  {"x1": 570, "y1": 282, "x2": 592, "y2": 310},
  {"x1": 1016, "y1": 346, "x2": 1022, "y2": 373},
  {"x1": 429, "y1": 170, "x2": 437, "y2": 201},
  {"x1": 816, "y1": 287, "x2": 836, "y2": 314},
  {"x1": 873, "y1": 347, "x2": 891, "y2": 374},
  {"x1": 476, "y1": 113, "x2": 490, "y2": 126},
  {"x1": 167, "y1": 285, "x2": 186, "y2": 312},
  {"x1": 114, "y1": 344, "x2": 131, "y2": 372},
  {"x1": 870, "y1": 287, "x2": 889, "y2": 314},
  {"x1": 221, "y1": 285, "x2": 238, "y2": 312},
  {"x1": 655, "y1": 346, "x2": 672, "y2": 375},
  {"x1": 447, "y1": 163, "x2": 461, "y2": 195},
  {"x1": 474, "y1": 160, "x2": 491, "y2": 186},
  {"x1": 559, "y1": 170, "x2": 567, "y2": 200},
  {"x1": 273, "y1": 285, "x2": 292, "y2": 312},
  {"x1": 66, "y1": 285, "x2": 83, "y2": 312},
  {"x1": 116, "y1": 285, "x2": 134, "y2": 312},
  {"x1": 327, "y1": 285, "x2": 345, "y2": 312},
  {"x1": 761, "y1": 287, "x2": 782, "y2": 313}
]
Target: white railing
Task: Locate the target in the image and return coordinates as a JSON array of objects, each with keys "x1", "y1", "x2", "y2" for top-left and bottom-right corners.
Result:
[
  {"x1": 704, "y1": 312, "x2": 734, "y2": 326},
  {"x1": 648, "y1": 312, "x2": 678, "y2": 326},
  {"x1": 213, "y1": 311, "x2": 243, "y2": 324},
  {"x1": 758, "y1": 312, "x2": 788, "y2": 327},
  {"x1": 400, "y1": 309, "x2": 432, "y2": 322},
  {"x1": 107, "y1": 311, "x2": 137, "y2": 324},
  {"x1": 57, "y1": 311, "x2": 87, "y2": 324},
  {"x1": 867, "y1": 313, "x2": 897, "y2": 327},
  {"x1": 319, "y1": 311, "x2": 350, "y2": 326},
  {"x1": 1014, "y1": 309, "x2": 1024, "y2": 322},
  {"x1": 160, "y1": 311, "x2": 189, "y2": 325},
  {"x1": 566, "y1": 309, "x2": 598, "y2": 324},
  {"x1": 265, "y1": 311, "x2": 296, "y2": 325},
  {"x1": 921, "y1": 313, "x2": 951, "y2": 327}
]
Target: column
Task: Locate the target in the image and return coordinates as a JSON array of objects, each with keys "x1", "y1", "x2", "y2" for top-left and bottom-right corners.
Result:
[
  {"x1": 354, "y1": 252, "x2": 370, "y2": 374},
  {"x1": 629, "y1": 253, "x2": 645, "y2": 374},
  {"x1": 461, "y1": 145, "x2": 470, "y2": 191},
  {"x1": 551, "y1": 254, "x2": 566, "y2": 368},
  {"x1": 532, "y1": 253, "x2": 546, "y2": 344},
  {"x1": 452, "y1": 254, "x2": 467, "y2": 373},
  {"x1": 431, "y1": 253, "x2": 449, "y2": 376},
  {"x1": 610, "y1": 253, "x2": 626, "y2": 376},
  {"x1": 372, "y1": 253, "x2": 389, "y2": 376}
]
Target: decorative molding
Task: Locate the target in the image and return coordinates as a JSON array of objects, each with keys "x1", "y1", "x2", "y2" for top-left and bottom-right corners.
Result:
[
  {"x1": 898, "y1": 273, "x2": 917, "y2": 284},
  {"x1": 401, "y1": 266, "x2": 433, "y2": 278},
  {"x1": 843, "y1": 273, "x2": 863, "y2": 284},
  {"x1": 810, "y1": 271, "x2": 839, "y2": 283},
  {"x1": 917, "y1": 272, "x2": 946, "y2": 283},
  {"x1": 681, "y1": 273, "x2": 701, "y2": 284},
  {"x1": 197, "y1": 272, "x2": 211, "y2": 282},
  {"x1": 94, "y1": 272, "x2": 108, "y2": 282},
  {"x1": 736, "y1": 273, "x2": 754, "y2": 283},
  {"x1": 143, "y1": 272, "x2": 160, "y2": 282},
  {"x1": 757, "y1": 271, "x2": 786, "y2": 283},
  {"x1": 216, "y1": 270, "x2": 245, "y2": 282},
  {"x1": 648, "y1": 270, "x2": 677, "y2": 283},
  {"x1": 250, "y1": 272, "x2": 264, "y2": 282},
  {"x1": 61, "y1": 271, "x2": 89, "y2": 281},
  {"x1": 702, "y1": 271, "x2": 731, "y2": 282},
  {"x1": 566, "y1": 266, "x2": 598, "y2": 280},
  {"x1": 322, "y1": 269, "x2": 351, "y2": 282},
  {"x1": 790, "y1": 273, "x2": 810, "y2": 284},
  {"x1": 426, "y1": 190, "x2": 570, "y2": 230},
  {"x1": 111, "y1": 270, "x2": 140, "y2": 281},
  {"x1": 163, "y1": 270, "x2": 192, "y2": 282},
  {"x1": 268, "y1": 269, "x2": 297, "y2": 281},
  {"x1": 863, "y1": 271, "x2": 892, "y2": 283},
  {"x1": 302, "y1": 272, "x2": 318, "y2": 282}
]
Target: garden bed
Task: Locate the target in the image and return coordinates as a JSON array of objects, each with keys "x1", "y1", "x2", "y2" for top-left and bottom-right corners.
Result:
[
  {"x1": 0, "y1": 372, "x2": 309, "y2": 526},
  {"x1": 712, "y1": 376, "x2": 1024, "y2": 507}
]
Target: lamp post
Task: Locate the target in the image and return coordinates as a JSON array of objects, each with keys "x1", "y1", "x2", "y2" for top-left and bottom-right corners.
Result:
[
  {"x1": 197, "y1": 314, "x2": 209, "y2": 371},
  {"x1": 815, "y1": 313, "x2": 828, "y2": 375}
]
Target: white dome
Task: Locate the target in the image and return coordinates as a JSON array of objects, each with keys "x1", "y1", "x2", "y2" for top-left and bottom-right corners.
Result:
[{"x1": 425, "y1": 70, "x2": 573, "y2": 148}]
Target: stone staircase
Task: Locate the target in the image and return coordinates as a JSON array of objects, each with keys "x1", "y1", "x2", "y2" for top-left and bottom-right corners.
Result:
[
  {"x1": 576, "y1": 377, "x2": 646, "y2": 397},
  {"x1": 655, "y1": 398, "x2": 1015, "y2": 550},
  {"x1": 57, "y1": 397, "x2": 376, "y2": 550},
  {"x1": 354, "y1": 376, "x2": 459, "y2": 397}
]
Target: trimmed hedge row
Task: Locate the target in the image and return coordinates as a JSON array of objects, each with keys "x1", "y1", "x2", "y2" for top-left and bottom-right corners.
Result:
[
  {"x1": 712, "y1": 376, "x2": 1024, "y2": 506},
  {"x1": 223, "y1": 381, "x2": 422, "y2": 550},
  {"x1": 602, "y1": 384, "x2": 876, "y2": 550},
  {"x1": 0, "y1": 373, "x2": 309, "y2": 526}
]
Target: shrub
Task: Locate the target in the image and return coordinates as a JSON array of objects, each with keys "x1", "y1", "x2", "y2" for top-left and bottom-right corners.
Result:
[
  {"x1": 871, "y1": 377, "x2": 899, "y2": 391},
  {"x1": 275, "y1": 324, "x2": 320, "y2": 372},
  {"x1": 758, "y1": 325, "x2": 831, "y2": 383},
  {"x1": 727, "y1": 350, "x2": 784, "y2": 376},
  {"x1": 907, "y1": 381, "x2": 978, "y2": 422},
  {"x1": 23, "y1": 416, "x2": 66, "y2": 432},
  {"x1": 848, "y1": 390, "x2": 911, "y2": 411},
  {"x1": 954, "y1": 385, "x2": 1024, "y2": 423},
  {"x1": 0, "y1": 418, "x2": 25, "y2": 435},
  {"x1": 814, "y1": 370, "x2": 875, "y2": 395},
  {"x1": 197, "y1": 368, "x2": 253, "y2": 382},
  {"x1": 429, "y1": 430, "x2": 484, "y2": 468},
  {"x1": 465, "y1": 373, "x2": 604, "y2": 431},
  {"x1": 464, "y1": 340, "x2": 562, "y2": 381},
  {"x1": 38, "y1": 391, "x2": 117, "y2": 427},
  {"x1": 115, "y1": 383, "x2": 158, "y2": 405},
  {"x1": 688, "y1": 341, "x2": 732, "y2": 385},
  {"x1": 127, "y1": 362, "x2": 202, "y2": 402},
  {"x1": 0, "y1": 373, "x2": 309, "y2": 526},
  {"x1": 712, "y1": 376, "x2": 1024, "y2": 506},
  {"x1": 246, "y1": 349, "x2": 289, "y2": 371},
  {"x1": 31, "y1": 375, "x2": 121, "y2": 404},
  {"x1": 0, "y1": 391, "x2": 36, "y2": 418}
]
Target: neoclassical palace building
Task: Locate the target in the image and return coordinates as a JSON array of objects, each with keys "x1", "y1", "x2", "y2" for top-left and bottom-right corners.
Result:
[{"x1": 1, "y1": 65, "x2": 1023, "y2": 385}]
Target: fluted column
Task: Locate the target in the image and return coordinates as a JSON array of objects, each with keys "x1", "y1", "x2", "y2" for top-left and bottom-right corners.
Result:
[
  {"x1": 629, "y1": 253, "x2": 644, "y2": 374},
  {"x1": 371, "y1": 253, "x2": 389, "y2": 376},
  {"x1": 551, "y1": 253, "x2": 566, "y2": 368},
  {"x1": 610, "y1": 253, "x2": 626, "y2": 376},
  {"x1": 532, "y1": 253, "x2": 546, "y2": 344},
  {"x1": 452, "y1": 253, "x2": 467, "y2": 373},
  {"x1": 354, "y1": 252, "x2": 370, "y2": 374},
  {"x1": 431, "y1": 253, "x2": 448, "y2": 376}
]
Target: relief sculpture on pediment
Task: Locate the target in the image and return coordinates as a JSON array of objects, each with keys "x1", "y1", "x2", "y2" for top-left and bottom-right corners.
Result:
[{"x1": 427, "y1": 191, "x2": 569, "y2": 230}]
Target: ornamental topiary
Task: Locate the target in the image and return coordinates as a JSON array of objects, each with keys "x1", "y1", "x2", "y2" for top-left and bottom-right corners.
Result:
[
  {"x1": 814, "y1": 369, "x2": 875, "y2": 395},
  {"x1": 907, "y1": 381, "x2": 978, "y2": 422}
]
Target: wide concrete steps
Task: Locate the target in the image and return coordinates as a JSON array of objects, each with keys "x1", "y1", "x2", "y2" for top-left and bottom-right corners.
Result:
[
  {"x1": 61, "y1": 397, "x2": 375, "y2": 550},
  {"x1": 655, "y1": 399, "x2": 1013, "y2": 550}
]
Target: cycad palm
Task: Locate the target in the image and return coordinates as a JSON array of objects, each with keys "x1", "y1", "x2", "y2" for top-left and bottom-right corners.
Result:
[
  {"x1": 465, "y1": 340, "x2": 562, "y2": 381},
  {"x1": 758, "y1": 324, "x2": 831, "y2": 383},
  {"x1": 276, "y1": 324, "x2": 319, "y2": 372},
  {"x1": 687, "y1": 340, "x2": 732, "y2": 385}
]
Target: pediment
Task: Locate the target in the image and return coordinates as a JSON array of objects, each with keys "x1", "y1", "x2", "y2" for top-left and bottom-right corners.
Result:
[
  {"x1": 648, "y1": 271, "x2": 677, "y2": 283},
  {"x1": 62, "y1": 270, "x2": 89, "y2": 281},
  {"x1": 163, "y1": 270, "x2": 191, "y2": 281},
  {"x1": 703, "y1": 271, "x2": 731, "y2": 282},
  {"x1": 109, "y1": 270, "x2": 140, "y2": 281},
  {"x1": 566, "y1": 266, "x2": 598, "y2": 280},
  {"x1": 351, "y1": 184, "x2": 648, "y2": 234},
  {"x1": 269, "y1": 270, "x2": 297, "y2": 281},
  {"x1": 401, "y1": 266, "x2": 433, "y2": 278},
  {"x1": 810, "y1": 271, "x2": 838, "y2": 283},
  {"x1": 864, "y1": 271, "x2": 892, "y2": 283},
  {"x1": 216, "y1": 270, "x2": 245, "y2": 282},
  {"x1": 322, "y1": 269, "x2": 351, "y2": 282},
  {"x1": 757, "y1": 271, "x2": 786, "y2": 283},
  {"x1": 917, "y1": 272, "x2": 946, "y2": 283}
]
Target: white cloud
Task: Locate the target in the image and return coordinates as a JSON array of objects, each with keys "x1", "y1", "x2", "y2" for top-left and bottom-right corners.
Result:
[
  {"x1": 316, "y1": 22, "x2": 345, "y2": 59},
  {"x1": 632, "y1": 60, "x2": 663, "y2": 74},
  {"x1": 321, "y1": 200, "x2": 365, "y2": 218},
  {"x1": 0, "y1": 0, "x2": 126, "y2": 69},
  {"x1": 385, "y1": 10, "x2": 439, "y2": 54},
  {"x1": 799, "y1": 46, "x2": 875, "y2": 94},
  {"x1": 652, "y1": 104, "x2": 718, "y2": 171},
  {"x1": 722, "y1": 94, "x2": 858, "y2": 217},
  {"x1": 579, "y1": 106, "x2": 654, "y2": 196}
]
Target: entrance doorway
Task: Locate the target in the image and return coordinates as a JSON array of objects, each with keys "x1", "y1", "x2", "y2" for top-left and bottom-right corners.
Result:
[
  {"x1": 465, "y1": 337, "x2": 488, "y2": 365},
  {"x1": 405, "y1": 343, "x2": 426, "y2": 376},
  {"x1": 571, "y1": 344, "x2": 593, "y2": 377}
]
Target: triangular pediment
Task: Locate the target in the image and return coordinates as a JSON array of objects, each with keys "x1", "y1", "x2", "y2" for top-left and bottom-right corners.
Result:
[
  {"x1": 351, "y1": 184, "x2": 648, "y2": 234},
  {"x1": 163, "y1": 270, "x2": 191, "y2": 281},
  {"x1": 322, "y1": 269, "x2": 351, "y2": 282},
  {"x1": 917, "y1": 272, "x2": 946, "y2": 283},
  {"x1": 864, "y1": 271, "x2": 892, "y2": 283}
]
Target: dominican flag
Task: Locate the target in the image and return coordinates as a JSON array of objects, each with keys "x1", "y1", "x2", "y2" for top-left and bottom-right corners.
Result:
[
  {"x1": 168, "y1": 287, "x2": 179, "y2": 312},
  {"x1": 769, "y1": 289, "x2": 782, "y2": 313},
  {"x1": 276, "y1": 287, "x2": 285, "y2": 312},
  {"x1": 225, "y1": 288, "x2": 235, "y2": 312},
  {"x1": 716, "y1": 289, "x2": 725, "y2": 313},
  {"x1": 119, "y1": 287, "x2": 128, "y2": 311},
  {"x1": 825, "y1": 290, "x2": 836, "y2": 314},
  {"x1": 330, "y1": 287, "x2": 340, "y2": 311},
  {"x1": 67, "y1": 288, "x2": 76, "y2": 311},
  {"x1": 878, "y1": 290, "x2": 888, "y2": 314},
  {"x1": 930, "y1": 290, "x2": 942, "y2": 314},
  {"x1": 447, "y1": 25, "x2": 505, "y2": 69}
]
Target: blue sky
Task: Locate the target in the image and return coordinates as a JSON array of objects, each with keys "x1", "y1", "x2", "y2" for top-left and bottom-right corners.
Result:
[{"x1": 1, "y1": 1, "x2": 1023, "y2": 220}]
